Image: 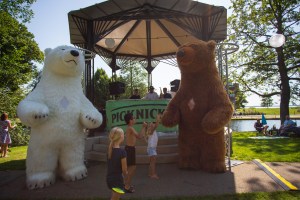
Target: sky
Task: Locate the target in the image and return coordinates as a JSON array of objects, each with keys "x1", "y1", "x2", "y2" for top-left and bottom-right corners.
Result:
[{"x1": 26, "y1": 0, "x2": 268, "y2": 107}]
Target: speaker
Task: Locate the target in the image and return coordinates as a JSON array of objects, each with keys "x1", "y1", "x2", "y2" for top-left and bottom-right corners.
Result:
[
  {"x1": 109, "y1": 82, "x2": 125, "y2": 95},
  {"x1": 170, "y1": 79, "x2": 180, "y2": 92}
]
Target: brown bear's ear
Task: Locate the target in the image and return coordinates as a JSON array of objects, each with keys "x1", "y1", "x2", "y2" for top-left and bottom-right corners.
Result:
[{"x1": 207, "y1": 40, "x2": 216, "y2": 50}]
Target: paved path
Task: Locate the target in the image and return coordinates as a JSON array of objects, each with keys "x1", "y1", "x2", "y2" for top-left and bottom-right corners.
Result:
[{"x1": 0, "y1": 161, "x2": 299, "y2": 199}]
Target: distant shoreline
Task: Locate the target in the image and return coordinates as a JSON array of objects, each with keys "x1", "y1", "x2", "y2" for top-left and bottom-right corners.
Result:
[
  {"x1": 244, "y1": 106, "x2": 300, "y2": 108},
  {"x1": 232, "y1": 114, "x2": 300, "y2": 120}
]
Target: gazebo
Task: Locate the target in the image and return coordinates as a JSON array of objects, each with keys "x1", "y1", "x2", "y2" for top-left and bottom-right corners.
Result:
[
  {"x1": 68, "y1": 0, "x2": 227, "y2": 100},
  {"x1": 68, "y1": 0, "x2": 238, "y2": 169}
]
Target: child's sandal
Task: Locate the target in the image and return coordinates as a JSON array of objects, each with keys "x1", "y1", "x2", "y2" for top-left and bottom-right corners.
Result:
[{"x1": 124, "y1": 186, "x2": 135, "y2": 193}]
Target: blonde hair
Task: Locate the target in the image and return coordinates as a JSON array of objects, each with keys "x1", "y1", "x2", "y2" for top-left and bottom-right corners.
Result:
[{"x1": 108, "y1": 127, "x2": 124, "y2": 159}]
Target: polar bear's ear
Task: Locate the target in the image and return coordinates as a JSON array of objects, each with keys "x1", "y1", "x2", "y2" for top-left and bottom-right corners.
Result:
[
  {"x1": 44, "y1": 48, "x2": 52, "y2": 56},
  {"x1": 207, "y1": 40, "x2": 216, "y2": 51}
]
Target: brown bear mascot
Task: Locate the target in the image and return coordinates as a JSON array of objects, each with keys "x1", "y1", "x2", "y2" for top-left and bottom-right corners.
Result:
[{"x1": 161, "y1": 40, "x2": 233, "y2": 173}]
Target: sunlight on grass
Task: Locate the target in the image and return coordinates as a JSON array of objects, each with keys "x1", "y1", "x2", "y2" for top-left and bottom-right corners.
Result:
[
  {"x1": 137, "y1": 191, "x2": 300, "y2": 200},
  {"x1": 231, "y1": 131, "x2": 300, "y2": 162},
  {"x1": 0, "y1": 146, "x2": 27, "y2": 170},
  {"x1": 236, "y1": 107, "x2": 300, "y2": 115}
]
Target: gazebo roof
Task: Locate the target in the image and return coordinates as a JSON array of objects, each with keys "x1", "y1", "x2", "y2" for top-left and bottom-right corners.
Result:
[{"x1": 68, "y1": 0, "x2": 227, "y2": 72}]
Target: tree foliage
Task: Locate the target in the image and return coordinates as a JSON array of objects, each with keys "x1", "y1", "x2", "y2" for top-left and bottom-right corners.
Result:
[
  {"x1": 0, "y1": 0, "x2": 36, "y2": 23},
  {"x1": 118, "y1": 62, "x2": 148, "y2": 99},
  {"x1": 93, "y1": 68, "x2": 111, "y2": 108},
  {"x1": 0, "y1": 0, "x2": 39, "y2": 146},
  {"x1": 227, "y1": 0, "x2": 300, "y2": 123},
  {"x1": 234, "y1": 87, "x2": 248, "y2": 109},
  {"x1": 0, "y1": 11, "x2": 43, "y2": 92},
  {"x1": 0, "y1": 0, "x2": 43, "y2": 117},
  {"x1": 261, "y1": 94, "x2": 274, "y2": 107}
]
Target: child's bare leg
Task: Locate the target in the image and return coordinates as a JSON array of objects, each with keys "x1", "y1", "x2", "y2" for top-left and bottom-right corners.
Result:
[
  {"x1": 148, "y1": 156, "x2": 153, "y2": 177},
  {"x1": 2, "y1": 144, "x2": 8, "y2": 157},
  {"x1": 111, "y1": 191, "x2": 122, "y2": 200},
  {"x1": 124, "y1": 165, "x2": 136, "y2": 190},
  {"x1": 0, "y1": 144, "x2": 4, "y2": 157},
  {"x1": 149, "y1": 156, "x2": 159, "y2": 179}
]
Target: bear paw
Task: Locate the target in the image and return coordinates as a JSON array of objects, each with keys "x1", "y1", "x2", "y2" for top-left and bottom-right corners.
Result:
[
  {"x1": 32, "y1": 112, "x2": 49, "y2": 122},
  {"x1": 27, "y1": 172, "x2": 55, "y2": 190},
  {"x1": 62, "y1": 165, "x2": 87, "y2": 181},
  {"x1": 80, "y1": 113, "x2": 102, "y2": 129},
  {"x1": 161, "y1": 108, "x2": 180, "y2": 127},
  {"x1": 17, "y1": 101, "x2": 49, "y2": 127}
]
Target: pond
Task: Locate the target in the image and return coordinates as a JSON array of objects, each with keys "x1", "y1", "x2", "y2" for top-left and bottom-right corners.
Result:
[{"x1": 230, "y1": 119, "x2": 300, "y2": 132}]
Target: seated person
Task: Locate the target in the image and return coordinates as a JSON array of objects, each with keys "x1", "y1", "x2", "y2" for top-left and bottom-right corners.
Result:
[
  {"x1": 254, "y1": 119, "x2": 268, "y2": 135},
  {"x1": 268, "y1": 124, "x2": 279, "y2": 136},
  {"x1": 130, "y1": 89, "x2": 141, "y2": 99},
  {"x1": 279, "y1": 115, "x2": 299, "y2": 136},
  {"x1": 160, "y1": 87, "x2": 172, "y2": 99},
  {"x1": 144, "y1": 86, "x2": 159, "y2": 100}
]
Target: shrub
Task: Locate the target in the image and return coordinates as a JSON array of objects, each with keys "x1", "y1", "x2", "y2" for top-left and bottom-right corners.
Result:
[{"x1": 10, "y1": 123, "x2": 30, "y2": 147}]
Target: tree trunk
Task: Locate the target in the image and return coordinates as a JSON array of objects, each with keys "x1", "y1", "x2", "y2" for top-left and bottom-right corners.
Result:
[{"x1": 277, "y1": 47, "x2": 290, "y2": 124}]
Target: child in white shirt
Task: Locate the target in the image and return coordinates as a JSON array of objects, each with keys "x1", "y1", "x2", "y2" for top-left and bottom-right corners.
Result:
[{"x1": 145, "y1": 113, "x2": 161, "y2": 179}]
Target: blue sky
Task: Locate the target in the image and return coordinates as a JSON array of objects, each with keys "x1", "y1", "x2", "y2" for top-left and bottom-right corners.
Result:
[{"x1": 26, "y1": 0, "x2": 268, "y2": 106}]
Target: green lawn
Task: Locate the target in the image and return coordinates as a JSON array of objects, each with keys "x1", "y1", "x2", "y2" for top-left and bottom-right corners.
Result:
[
  {"x1": 0, "y1": 145, "x2": 27, "y2": 170},
  {"x1": 148, "y1": 192, "x2": 300, "y2": 200},
  {"x1": 236, "y1": 107, "x2": 300, "y2": 115},
  {"x1": 231, "y1": 131, "x2": 300, "y2": 162}
]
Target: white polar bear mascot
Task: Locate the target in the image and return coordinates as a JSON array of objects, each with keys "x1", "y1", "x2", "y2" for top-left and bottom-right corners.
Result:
[{"x1": 17, "y1": 45, "x2": 103, "y2": 189}]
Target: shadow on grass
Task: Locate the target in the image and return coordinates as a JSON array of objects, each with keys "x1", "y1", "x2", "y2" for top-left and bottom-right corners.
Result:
[
  {"x1": 232, "y1": 134, "x2": 300, "y2": 161},
  {"x1": 239, "y1": 138, "x2": 299, "y2": 154},
  {"x1": 0, "y1": 159, "x2": 26, "y2": 171}
]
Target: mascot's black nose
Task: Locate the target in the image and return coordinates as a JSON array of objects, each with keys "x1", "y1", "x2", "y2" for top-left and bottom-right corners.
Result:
[
  {"x1": 177, "y1": 49, "x2": 185, "y2": 57},
  {"x1": 70, "y1": 50, "x2": 79, "y2": 57}
]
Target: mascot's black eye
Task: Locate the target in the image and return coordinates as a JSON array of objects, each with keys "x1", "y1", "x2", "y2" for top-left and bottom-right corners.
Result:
[{"x1": 61, "y1": 49, "x2": 65, "y2": 50}]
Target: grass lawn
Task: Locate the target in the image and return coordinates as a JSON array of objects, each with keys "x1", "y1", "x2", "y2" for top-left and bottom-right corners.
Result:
[
  {"x1": 0, "y1": 132, "x2": 299, "y2": 199},
  {"x1": 231, "y1": 131, "x2": 300, "y2": 162},
  {"x1": 0, "y1": 145, "x2": 27, "y2": 170},
  {"x1": 236, "y1": 107, "x2": 300, "y2": 115},
  {"x1": 149, "y1": 192, "x2": 300, "y2": 200}
]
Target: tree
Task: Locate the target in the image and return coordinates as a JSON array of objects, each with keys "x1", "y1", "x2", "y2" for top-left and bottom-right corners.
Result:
[
  {"x1": 0, "y1": 0, "x2": 39, "y2": 145},
  {"x1": 0, "y1": 11, "x2": 43, "y2": 92},
  {"x1": 235, "y1": 88, "x2": 248, "y2": 109},
  {"x1": 118, "y1": 62, "x2": 148, "y2": 98},
  {"x1": 261, "y1": 94, "x2": 274, "y2": 107},
  {"x1": 228, "y1": 82, "x2": 248, "y2": 109},
  {"x1": 227, "y1": 0, "x2": 300, "y2": 123},
  {"x1": 93, "y1": 68, "x2": 111, "y2": 108},
  {"x1": 0, "y1": 0, "x2": 36, "y2": 23},
  {"x1": 0, "y1": 0, "x2": 43, "y2": 116}
]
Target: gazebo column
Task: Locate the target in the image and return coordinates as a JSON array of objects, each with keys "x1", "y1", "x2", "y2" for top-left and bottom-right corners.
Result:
[
  {"x1": 147, "y1": 73, "x2": 152, "y2": 88},
  {"x1": 202, "y1": 16, "x2": 209, "y2": 41},
  {"x1": 84, "y1": 20, "x2": 95, "y2": 103}
]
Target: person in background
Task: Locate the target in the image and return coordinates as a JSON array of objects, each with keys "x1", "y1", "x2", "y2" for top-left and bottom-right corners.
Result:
[
  {"x1": 254, "y1": 119, "x2": 268, "y2": 135},
  {"x1": 145, "y1": 113, "x2": 162, "y2": 179},
  {"x1": 106, "y1": 127, "x2": 128, "y2": 200},
  {"x1": 283, "y1": 115, "x2": 297, "y2": 127},
  {"x1": 279, "y1": 115, "x2": 299, "y2": 136},
  {"x1": 160, "y1": 87, "x2": 172, "y2": 99},
  {"x1": 123, "y1": 113, "x2": 147, "y2": 193},
  {"x1": 144, "y1": 86, "x2": 159, "y2": 100},
  {"x1": 0, "y1": 113, "x2": 16, "y2": 158},
  {"x1": 129, "y1": 89, "x2": 141, "y2": 99}
]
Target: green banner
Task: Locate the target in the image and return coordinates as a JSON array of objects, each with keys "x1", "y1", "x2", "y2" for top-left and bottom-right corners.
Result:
[{"x1": 106, "y1": 99, "x2": 177, "y2": 132}]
